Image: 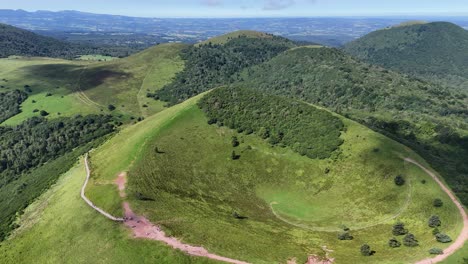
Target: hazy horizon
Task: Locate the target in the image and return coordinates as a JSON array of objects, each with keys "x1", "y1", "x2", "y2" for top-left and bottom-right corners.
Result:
[{"x1": 2, "y1": 0, "x2": 468, "y2": 18}]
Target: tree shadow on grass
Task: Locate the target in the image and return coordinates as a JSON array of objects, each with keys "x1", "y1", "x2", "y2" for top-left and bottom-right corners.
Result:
[{"x1": 20, "y1": 63, "x2": 131, "y2": 93}]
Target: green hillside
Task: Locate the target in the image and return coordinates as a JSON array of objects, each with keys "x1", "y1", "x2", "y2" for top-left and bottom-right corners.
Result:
[
  {"x1": 81, "y1": 90, "x2": 462, "y2": 263},
  {"x1": 344, "y1": 22, "x2": 468, "y2": 88},
  {"x1": 0, "y1": 23, "x2": 132, "y2": 59},
  {"x1": 0, "y1": 157, "x2": 215, "y2": 264},
  {"x1": 0, "y1": 43, "x2": 185, "y2": 126}
]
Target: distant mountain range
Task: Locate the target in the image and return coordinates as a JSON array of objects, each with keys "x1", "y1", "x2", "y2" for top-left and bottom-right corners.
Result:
[{"x1": 2, "y1": 9, "x2": 468, "y2": 46}]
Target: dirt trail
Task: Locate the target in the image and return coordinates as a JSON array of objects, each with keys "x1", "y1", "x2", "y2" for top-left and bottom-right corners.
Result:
[
  {"x1": 405, "y1": 158, "x2": 468, "y2": 264},
  {"x1": 123, "y1": 202, "x2": 249, "y2": 264},
  {"x1": 114, "y1": 172, "x2": 127, "y2": 198},
  {"x1": 81, "y1": 154, "x2": 125, "y2": 222}
]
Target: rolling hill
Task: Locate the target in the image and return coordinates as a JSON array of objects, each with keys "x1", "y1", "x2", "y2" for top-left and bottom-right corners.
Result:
[
  {"x1": 344, "y1": 22, "x2": 468, "y2": 89},
  {"x1": 0, "y1": 26, "x2": 467, "y2": 264},
  {"x1": 0, "y1": 23, "x2": 132, "y2": 59}
]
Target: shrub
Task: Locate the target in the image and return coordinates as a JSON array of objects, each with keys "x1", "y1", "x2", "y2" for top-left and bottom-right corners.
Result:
[
  {"x1": 394, "y1": 175, "x2": 405, "y2": 186},
  {"x1": 435, "y1": 233, "x2": 452, "y2": 243},
  {"x1": 108, "y1": 104, "x2": 116, "y2": 111},
  {"x1": 231, "y1": 151, "x2": 240, "y2": 160},
  {"x1": 338, "y1": 232, "x2": 353, "y2": 240},
  {"x1": 428, "y1": 215, "x2": 441, "y2": 228},
  {"x1": 429, "y1": 248, "x2": 444, "y2": 255},
  {"x1": 392, "y1": 222, "x2": 408, "y2": 236},
  {"x1": 421, "y1": 179, "x2": 426, "y2": 184},
  {"x1": 388, "y1": 238, "x2": 401, "y2": 248},
  {"x1": 403, "y1": 233, "x2": 419, "y2": 247},
  {"x1": 39, "y1": 110, "x2": 49, "y2": 117},
  {"x1": 433, "y1": 198, "x2": 443, "y2": 207},
  {"x1": 231, "y1": 136, "x2": 240, "y2": 147},
  {"x1": 360, "y1": 244, "x2": 373, "y2": 256}
]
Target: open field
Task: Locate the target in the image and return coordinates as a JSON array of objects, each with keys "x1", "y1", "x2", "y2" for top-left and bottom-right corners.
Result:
[{"x1": 85, "y1": 92, "x2": 463, "y2": 263}]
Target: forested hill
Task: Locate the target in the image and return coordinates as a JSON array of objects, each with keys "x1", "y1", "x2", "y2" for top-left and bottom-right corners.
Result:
[
  {"x1": 0, "y1": 23, "x2": 132, "y2": 58},
  {"x1": 235, "y1": 46, "x2": 468, "y2": 206},
  {"x1": 344, "y1": 22, "x2": 468, "y2": 88},
  {"x1": 150, "y1": 34, "x2": 295, "y2": 105}
]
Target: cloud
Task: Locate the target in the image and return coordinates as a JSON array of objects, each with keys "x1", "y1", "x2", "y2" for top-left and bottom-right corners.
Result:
[
  {"x1": 262, "y1": 0, "x2": 317, "y2": 10},
  {"x1": 263, "y1": 0, "x2": 295, "y2": 10},
  {"x1": 201, "y1": 0, "x2": 223, "y2": 6}
]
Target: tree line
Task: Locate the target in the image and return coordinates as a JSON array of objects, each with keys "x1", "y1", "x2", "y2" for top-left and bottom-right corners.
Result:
[{"x1": 0, "y1": 90, "x2": 28, "y2": 123}]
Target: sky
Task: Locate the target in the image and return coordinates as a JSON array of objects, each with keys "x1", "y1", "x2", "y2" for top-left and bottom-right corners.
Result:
[{"x1": 1, "y1": 0, "x2": 468, "y2": 18}]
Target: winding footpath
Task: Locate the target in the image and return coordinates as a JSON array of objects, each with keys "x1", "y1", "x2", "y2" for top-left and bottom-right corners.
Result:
[
  {"x1": 81, "y1": 154, "x2": 125, "y2": 222},
  {"x1": 405, "y1": 158, "x2": 468, "y2": 264},
  {"x1": 81, "y1": 154, "x2": 467, "y2": 264}
]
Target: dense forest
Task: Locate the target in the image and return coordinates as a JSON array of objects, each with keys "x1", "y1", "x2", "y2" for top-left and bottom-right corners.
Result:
[
  {"x1": 151, "y1": 35, "x2": 294, "y2": 105},
  {"x1": 0, "y1": 90, "x2": 28, "y2": 123},
  {"x1": 0, "y1": 23, "x2": 135, "y2": 59},
  {"x1": 198, "y1": 86, "x2": 344, "y2": 159},
  {"x1": 236, "y1": 47, "x2": 468, "y2": 206},
  {"x1": 0, "y1": 115, "x2": 115, "y2": 183},
  {"x1": 344, "y1": 22, "x2": 468, "y2": 90},
  {"x1": 0, "y1": 115, "x2": 115, "y2": 240}
]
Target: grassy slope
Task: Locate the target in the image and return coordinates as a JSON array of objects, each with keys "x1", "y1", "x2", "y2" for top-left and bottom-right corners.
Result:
[
  {"x1": 0, "y1": 43, "x2": 185, "y2": 125},
  {"x1": 441, "y1": 242, "x2": 468, "y2": 263},
  {"x1": 85, "y1": 93, "x2": 462, "y2": 263},
  {"x1": 83, "y1": 43, "x2": 186, "y2": 117},
  {"x1": 86, "y1": 93, "x2": 208, "y2": 217},
  {"x1": 196, "y1": 30, "x2": 273, "y2": 46},
  {"x1": 0, "y1": 158, "x2": 216, "y2": 264}
]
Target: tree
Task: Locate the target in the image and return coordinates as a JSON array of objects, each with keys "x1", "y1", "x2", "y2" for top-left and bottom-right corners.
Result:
[
  {"x1": 360, "y1": 244, "x2": 373, "y2": 256},
  {"x1": 429, "y1": 248, "x2": 443, "y2": 255},
  {"x1": 107, "y1": 104, "x2": 116, "y2": 111},
  {"x1": 388, "y1": 238, "x2": 401, "y2": 248},
  {"x1": 435, "y1": 233, "x2": 452, "y2": 243},
  {"x1": 433, "y1": 198, "x2": 443, "y2": 207},
  {"x1": 337, "y1": 232, "x2": 353, "y2": 240},
  {"x1": 392, "y1": 222, "x2": 408, "y2": 236},
  {"x1": 428, "y1": 215, "x2": 441, "y2": 228},
  {"x1": 394, "y1": 175, "x2": 405, "y2": 186},
  {"x1": 39, "y1": 110, "x2": 49, "y2": 116},
  {"x1": 231, "y1": 136, "x2": 240, "y2": 147},
  {"x1": 403, "y1": 233, "x2": 419, "y2": 247}
]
